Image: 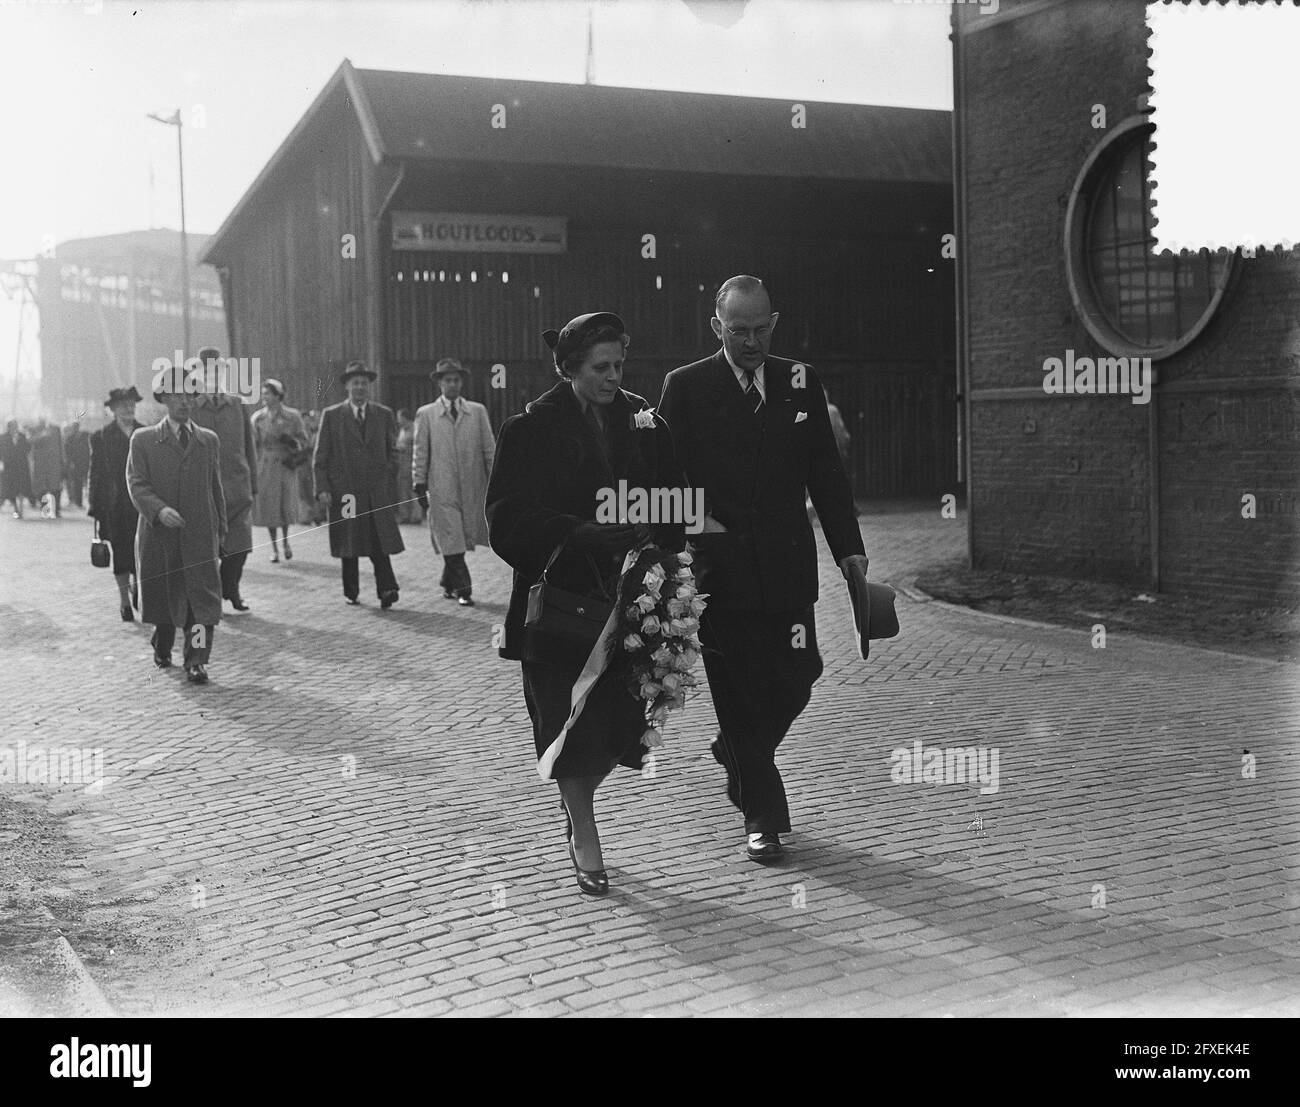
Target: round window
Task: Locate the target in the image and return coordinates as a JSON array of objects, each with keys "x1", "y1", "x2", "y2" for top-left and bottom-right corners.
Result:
[{"x1": 1065, "y1": 117, "x2": 1233, "y2": 360}]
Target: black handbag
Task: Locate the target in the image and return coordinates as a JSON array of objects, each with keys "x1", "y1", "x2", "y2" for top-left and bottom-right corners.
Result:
[
  {"x1": 522, "y1": 543, "x2": 615, "y2": 664},
  {"x1": 90, "y1": 519, "x2": 111, "y2": 568}
]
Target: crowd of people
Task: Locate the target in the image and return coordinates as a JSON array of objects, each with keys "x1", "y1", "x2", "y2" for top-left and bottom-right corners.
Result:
[
  {"x1": 0, "y1": 416, "x2": 90, "y2": 519},
  {"x1": 4, "y1": 273, "x2": 876, "y2": 896}
]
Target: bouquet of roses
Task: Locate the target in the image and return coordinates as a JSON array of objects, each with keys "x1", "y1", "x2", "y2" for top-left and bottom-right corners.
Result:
[{"x1": 609, "y1": 545, "x2": 708, "y2": 750}]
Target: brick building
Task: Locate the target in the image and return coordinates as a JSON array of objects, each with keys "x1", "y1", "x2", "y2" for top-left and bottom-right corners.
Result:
[
  {"x1": 200, "y1": 60, "x2": 956, "y2": 497},
  {"x1": 953, "y1": 0, "x2": 1299, "y2": 603}
]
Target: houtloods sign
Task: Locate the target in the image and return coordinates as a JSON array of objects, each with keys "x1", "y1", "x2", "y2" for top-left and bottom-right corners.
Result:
[{"x1": 391, "y1": 212, "x2": 567, "y2": 254}]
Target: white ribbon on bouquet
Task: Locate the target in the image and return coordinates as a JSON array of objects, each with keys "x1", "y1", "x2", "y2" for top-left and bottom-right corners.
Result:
[{"x1": 536, "y1": 548, "x2": 641, "y2": 781}]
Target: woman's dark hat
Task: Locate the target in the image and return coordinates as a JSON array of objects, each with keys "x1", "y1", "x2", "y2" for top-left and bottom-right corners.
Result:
[
  {"x1": 263, "y1": 378, "x2": 286, "y2": 398},
  {"x1": 340, "y1": 361, "x2": 377, "y2": 384},
  {"x1": 105, "y1": 386, "x2": 143, "y2": 408},
  {"x1": 542, "y1": 312, "x2": 626, "y2": 370}
]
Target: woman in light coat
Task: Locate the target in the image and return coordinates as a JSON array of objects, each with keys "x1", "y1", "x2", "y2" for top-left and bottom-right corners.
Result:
[{"x1": 251, "y1": 379, "x2": 307, "y2": 562}]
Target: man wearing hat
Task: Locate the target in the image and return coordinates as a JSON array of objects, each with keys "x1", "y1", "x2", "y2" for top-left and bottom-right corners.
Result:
[
  {"x1": 312, "y1": 360, "x2": 404, "y2": 607},
  {"x1": 88, "y1": 387, "x2": 144, "y2": 620},
  {"x1": 412, "y1": 357, "x2": 496, "y2": 606},
  {"x1": 127, "y1": 372, "x2": 226, "y2": 684},
  {"x1": 658, "y1": 274, "x2": 870, "y2": 863},
  {"x1": 188, "y1": 347, "x2": 258, "y2": 612}
]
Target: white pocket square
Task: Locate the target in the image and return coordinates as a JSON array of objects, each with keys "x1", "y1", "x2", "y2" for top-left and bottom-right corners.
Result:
[{"x1": 794, "y1": 411, "x2": 808, "y2": 423}]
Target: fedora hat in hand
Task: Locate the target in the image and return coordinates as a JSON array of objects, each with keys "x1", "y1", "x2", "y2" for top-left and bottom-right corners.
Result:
[{"x1": 843, "y1": 559, "x2": 899, "y2": 660}]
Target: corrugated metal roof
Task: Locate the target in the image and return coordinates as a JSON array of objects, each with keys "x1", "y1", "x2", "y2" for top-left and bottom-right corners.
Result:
[
  {"x1": 353, "y1": 66, "x2": 952, "y2": 184},
  {"x1": 203, "y1": 59, "x2": 951, "y2": 264}
]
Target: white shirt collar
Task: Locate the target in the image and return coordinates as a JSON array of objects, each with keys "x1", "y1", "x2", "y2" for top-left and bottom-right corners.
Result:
[
  {"x1": 350, "y1": 400, "x2": 367, "y2": 417},
  {"x1": 167, "y1": 417, "x2": 190, "y2": 439}
]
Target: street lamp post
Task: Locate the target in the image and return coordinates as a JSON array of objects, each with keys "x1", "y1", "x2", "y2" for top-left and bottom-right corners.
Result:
[{"x1": 148, "y1": 108, "x2": 191, "y2": 354}]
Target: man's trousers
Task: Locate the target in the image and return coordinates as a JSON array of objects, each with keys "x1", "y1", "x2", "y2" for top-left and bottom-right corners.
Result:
[{"x1": 698, "y1": 605, "x2": 823, "y2": 835}]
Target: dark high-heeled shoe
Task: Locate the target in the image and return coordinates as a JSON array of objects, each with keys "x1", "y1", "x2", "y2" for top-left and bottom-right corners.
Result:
[
  {"x1": 283, "y1": 539, "x2": 293, "y2": 560},
  {"x1": 568, "y1": 840, "x2": 609, "y2": 897},
  {"x1": 560, "y1": 800, "x2": 608, "y2": 895},
  {"x1": 120, "y1": 604, "x2": 134, "y2": 622}
]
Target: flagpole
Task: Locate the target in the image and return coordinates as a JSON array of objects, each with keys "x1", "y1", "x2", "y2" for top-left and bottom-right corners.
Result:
[{"x1": 585, "y1": 3, "x2": 595, "y2": 84}]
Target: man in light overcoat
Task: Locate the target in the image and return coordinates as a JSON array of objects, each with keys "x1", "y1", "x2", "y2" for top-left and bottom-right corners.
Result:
[{"x1": 412, "y1": 357, "x2": 495, "y2": 606}]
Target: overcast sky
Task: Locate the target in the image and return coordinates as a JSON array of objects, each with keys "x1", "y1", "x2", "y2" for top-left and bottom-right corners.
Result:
[{"x1": 0, "y1": 0, "x2": 953, "y2": 402}]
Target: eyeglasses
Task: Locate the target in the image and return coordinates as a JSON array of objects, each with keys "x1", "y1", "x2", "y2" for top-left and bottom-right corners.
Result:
[{"x1": 720, "y1": 323, "x2": 773, "y2": 341}]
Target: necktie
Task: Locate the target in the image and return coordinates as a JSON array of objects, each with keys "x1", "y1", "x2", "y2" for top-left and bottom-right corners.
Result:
[
  {"x1": 178, "y1": 423, "x2": 191, "y2": 449},
  {"x1": 356, "y1": 405, "x2": 365, "y2": 429},
  {"x1": 743, "y1": 369, "x2": 764, "y2": 416},
  {"x1": 449, "y1": 398, "x2": 459, "y2": 422}
]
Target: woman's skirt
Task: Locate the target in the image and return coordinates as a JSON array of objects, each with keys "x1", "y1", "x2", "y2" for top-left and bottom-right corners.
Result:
[
  {"x1": 521, "y1": 657, "x2": 647, "y2": 779},
  {"x1": 104, "y1": 504, "x2": 137, "y2": 576},
  {"x1": 252, "y1": 461, "x2": 303, "y2": 528}
]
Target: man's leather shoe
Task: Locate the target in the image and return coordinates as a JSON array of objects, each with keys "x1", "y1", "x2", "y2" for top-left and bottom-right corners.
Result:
[
  {"x1": 457, "y1": 595, "x2": 474, "y2": 607},
  {"x1": 442, "y1": 590, "x2": 456, "y2": 600},
  {"x1": 153, "y1": 652, "x2": 173, "y2": 669},
  {"x1": 185, "y1": 664, "x2": 209, "y2": 685},
  {"x1": 746, "y1": 833, "x2": 783, "y2": 863},
  {"x1": 344, "y1": 595, "x2": 360, "y2": 605},
  {"x1": 380, "y1": 590, "x2": 398, "y2": 610}
]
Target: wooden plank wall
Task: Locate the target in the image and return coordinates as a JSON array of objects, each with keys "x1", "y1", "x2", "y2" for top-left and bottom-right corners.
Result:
[
  {"x1": 216, "y1": 99, "x2": 375, "y2": 413},
  {"x1": 383, "y1": 224, "x2": 956, "y2": 496}
]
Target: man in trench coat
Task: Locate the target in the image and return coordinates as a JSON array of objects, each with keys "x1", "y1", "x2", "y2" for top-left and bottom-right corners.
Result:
[
  {"x1": 128, "y1": 377, "x2": 226, "y2": 684},
  {"x1": 189, "y1": 347, "x2": 258, "y2": 612},
  {"x1": 412, "y1": 357, "x2": 495, "y2": 606},
  {"x1": 313, "y1": 361, "x2": 404, "y2": 607}
]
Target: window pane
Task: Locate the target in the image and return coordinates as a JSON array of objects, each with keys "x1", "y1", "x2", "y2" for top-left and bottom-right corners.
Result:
[{"x1": 1084, "y1": 129, "x2": 1227, "y2": 350}]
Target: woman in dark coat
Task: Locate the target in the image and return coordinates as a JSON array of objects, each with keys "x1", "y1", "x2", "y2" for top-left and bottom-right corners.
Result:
[
  {"x1": 486, "y1": 312, "x2": 686, "y2": 896},
  {"x1": 87, "y1": 387, "x2": 144, "y2": 620}
]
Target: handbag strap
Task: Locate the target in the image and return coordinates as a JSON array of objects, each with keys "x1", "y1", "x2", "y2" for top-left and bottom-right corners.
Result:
[{"x1": 540, "y1": 541, "x2": 613, "y2": 602}]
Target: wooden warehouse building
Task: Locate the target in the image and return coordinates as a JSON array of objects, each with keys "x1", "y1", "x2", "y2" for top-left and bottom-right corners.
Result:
[{"x1": 201, "y1": 59, "x2": 955, "y2": 497}]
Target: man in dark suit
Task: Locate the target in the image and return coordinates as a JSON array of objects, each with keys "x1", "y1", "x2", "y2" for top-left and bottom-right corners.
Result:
[
  {"x1": 658, "y1": 275, "x2": 867, "y2": 862},
  {"x1": 313, "y1": 361, "x2": 404, "y2": 608}
]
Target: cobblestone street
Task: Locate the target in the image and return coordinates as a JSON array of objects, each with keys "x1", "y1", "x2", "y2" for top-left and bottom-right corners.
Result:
[{"x1": 1, "y1": 503, "x2": 1297, "y2": 1017}]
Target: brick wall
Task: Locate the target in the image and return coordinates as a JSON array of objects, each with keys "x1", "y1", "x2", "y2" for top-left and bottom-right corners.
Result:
[{"x1": 960, "y1": 0, "x2": 1300, "y2": 604}]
